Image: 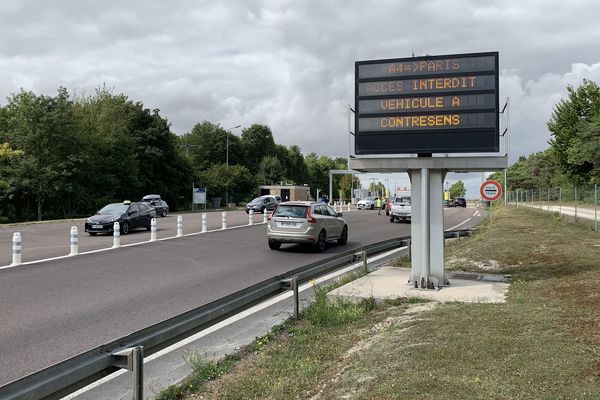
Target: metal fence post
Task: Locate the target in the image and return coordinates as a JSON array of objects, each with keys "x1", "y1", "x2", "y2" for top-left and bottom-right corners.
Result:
[
  {"x1": 113, "y1": 222, "x2": 120, "y2": 248},
  {"x1": 575, "y1": 187, "x2": 578, "y2": 221},
  {"x1": 559, "y1": 187, "x2": 562, "y2": 217},
  {"x1": 70, "y1": 226, "x2": 78, "y2": 256},
  {"x1": 595, "y1": 184, "x2": 598, "y2": 231},
  {"x1": 547, "y1": 187, "x2": 550, "y2": 211},
  {"x1": 516, "y1": 189, "x2": 519, "y2": 208}
]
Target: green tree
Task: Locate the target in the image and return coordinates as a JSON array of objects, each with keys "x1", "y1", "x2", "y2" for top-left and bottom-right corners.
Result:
[
  {"x1": 3, "y1": 88, "x2": 83, "y2": 220},
  {"x1": 257, "y1": 156, "x2": 284, "y2": 185},
  {"x1": 199, "y1": 163, "x2": 255, "y2": 205},
  {"x1": 548, "y1": 79, "x2": 600, "y2": 183},
  {"x1": 241, "y1": 124, "x2": 276, "y2": 173},
  {"x1": 449, "y1": 180, "x2": 466, "y2": 198}
]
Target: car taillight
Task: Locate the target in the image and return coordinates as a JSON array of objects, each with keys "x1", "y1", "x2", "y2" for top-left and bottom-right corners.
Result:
[{"x1": 307, "y1": 207, "x2": 316, "y2": 223}]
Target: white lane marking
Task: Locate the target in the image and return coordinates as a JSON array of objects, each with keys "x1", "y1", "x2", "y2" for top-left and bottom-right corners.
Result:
[
  {"x1": 446, "y1": 218, "x2": 472, "y2": 231},
  {"x1": 472, "y1": 210, "x2": 478, "y2": 217},
  {"x1": 1, "y1": 210, "x2": 363, "y2": 270},
  {"x1": 0, "y1": 221, "x2": 268, "y2": 270},
  {"x1": 62, "y1": 246, "x2": 405, "y2": 399}
]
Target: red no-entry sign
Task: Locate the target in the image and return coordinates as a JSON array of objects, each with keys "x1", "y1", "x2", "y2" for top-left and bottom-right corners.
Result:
[{"x1": 480, "y1": 180, "x2": 502, "y2": 201}]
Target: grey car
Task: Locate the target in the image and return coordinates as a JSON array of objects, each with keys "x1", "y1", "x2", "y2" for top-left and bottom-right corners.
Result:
[
  {"x1": 267, "y1": 201, "x2": 348, "y2": 252},
  {"x1": 245, "y1": 195, "x2": 279, "y2": 214}
]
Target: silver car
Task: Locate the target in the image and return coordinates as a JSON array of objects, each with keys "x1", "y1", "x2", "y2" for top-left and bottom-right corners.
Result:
[{"x1": 267, "y1": 201, "x2": 348, "y2": 252}]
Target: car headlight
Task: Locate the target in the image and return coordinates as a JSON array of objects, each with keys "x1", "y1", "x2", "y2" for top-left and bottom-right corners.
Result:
[{"x1": 86, "y1": 218, "x2": 92, "y2": 223}]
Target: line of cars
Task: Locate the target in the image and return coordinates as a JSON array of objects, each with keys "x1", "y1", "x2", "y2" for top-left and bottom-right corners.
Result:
[{"x1": 84, "y1": 195, "x2": 169, "y2": 235}]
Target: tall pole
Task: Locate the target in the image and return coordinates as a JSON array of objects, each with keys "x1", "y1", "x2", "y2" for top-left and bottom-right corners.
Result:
[{"x1": 225, "y1": 125, "x2": 241, "y2": 208}]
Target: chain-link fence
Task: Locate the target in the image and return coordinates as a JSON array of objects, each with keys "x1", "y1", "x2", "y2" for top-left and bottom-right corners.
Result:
[{"x1": 506, "y1": 184, "x2": 598, "y2": 231}]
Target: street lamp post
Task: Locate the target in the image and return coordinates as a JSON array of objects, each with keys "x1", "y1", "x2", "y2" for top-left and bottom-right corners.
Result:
[{"x1": 225, "y1": 125, "x2": 241, "y2": 208}]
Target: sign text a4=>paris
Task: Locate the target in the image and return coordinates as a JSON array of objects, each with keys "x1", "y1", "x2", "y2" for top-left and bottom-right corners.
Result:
[{"x1": 354, "y1": 52, "x2": 499, "y2": 155}]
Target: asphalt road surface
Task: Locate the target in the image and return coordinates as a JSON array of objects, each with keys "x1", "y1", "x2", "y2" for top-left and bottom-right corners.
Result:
[{"x1": 0, "y1": 207, "x2": 483, "y2": 386}]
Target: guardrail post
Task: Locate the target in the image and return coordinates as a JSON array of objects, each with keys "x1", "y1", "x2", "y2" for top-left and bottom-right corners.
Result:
[
  {"x1": 113, "y1": 222, "x2": 120, "y2": 248},
  {"x1": 201, "y1": 213, "x2": 208, "y2": 233},
  {"x1": 111, "y1": 346, "x2": 144, "y2": 400},
  {"x1": 263, "y1": 210, "x2": 268, "y2": 223},
  {"x1": 354, "y1": 250, "x2": 368, "y2": 273},
  {"x1": 70, "y1": 226, "x2": 78, "y2": 255},
  {"x1": 281, "y1": 276, "x2": 300, "y2": 319},
  {"x1": 150, "y1": 218, "x2": 157, "y2": 241},
  {"x1": 177, "y1": 215, "x2": 183, "y2": 237},
  {"x1": 12, "y1": 232, "x2": 22, "y2": 266},
  {"x1": 248, "y1": 209, "x2": 254, "y2": 225},
  {"x1": 221, "y1": 211, "x2": 227, "y2": 230}
]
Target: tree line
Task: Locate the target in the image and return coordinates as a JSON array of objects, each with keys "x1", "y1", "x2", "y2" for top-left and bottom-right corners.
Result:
[
  {"x1": 0, "y1": 87, "x2": 358, "y2": 223},
  {"x1": 490, "y1": 79, "x2": 600, "y2": 193}
]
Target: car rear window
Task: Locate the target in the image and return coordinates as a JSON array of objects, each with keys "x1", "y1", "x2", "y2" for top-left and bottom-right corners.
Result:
[{"x1": 273, "y1": 205, "x2": 308, "y2": 218}]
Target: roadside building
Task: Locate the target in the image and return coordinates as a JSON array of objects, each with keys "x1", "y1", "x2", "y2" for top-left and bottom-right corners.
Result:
[{"x1": 259, "y1": 185, "x2": 310, "y2": 202}]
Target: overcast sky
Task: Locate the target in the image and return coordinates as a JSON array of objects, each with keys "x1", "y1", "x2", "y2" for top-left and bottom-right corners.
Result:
[{"x1": 2, "y1": 0, "x2": 600, "y2": 197}]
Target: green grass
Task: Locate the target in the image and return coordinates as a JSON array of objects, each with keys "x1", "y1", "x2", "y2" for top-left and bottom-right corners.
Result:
[{"x1": 165, "y1": 206, "x2": 600, "y2": 399}]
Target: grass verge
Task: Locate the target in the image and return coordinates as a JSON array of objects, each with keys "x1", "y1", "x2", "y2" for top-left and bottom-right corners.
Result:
[{"x1": 162, "y1": 206, "x2": 600, "y2": 399}]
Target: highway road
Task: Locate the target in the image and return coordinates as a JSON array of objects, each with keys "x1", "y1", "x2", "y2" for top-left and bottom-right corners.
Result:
[{"x1": 0, "y1": 207, "x2": 483, "y2": 387}]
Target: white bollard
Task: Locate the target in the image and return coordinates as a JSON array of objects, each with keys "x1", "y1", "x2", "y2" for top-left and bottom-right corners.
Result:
[
  {"x1": 70, "y1": 226, "x2": 78, "y2": 255},
  {"x1": 150, "y1": 218, "x2": 157, "y2": 241},
  {"x1": 113, "y1": 222, "x2": 120, "y2": 248},
  {"x1": 263, "y1": 210, "x2": 268, "y2": 223},
  {"x1": 11, "y1": 232, "x2": 22, "y2": 266},
  {"x1": 347, "y1": 203, "x2": 351, "y2": 212},
  {"x1": 177, "y1": 215, "x2": 183, "y2": 237},
  {"x1": 248, "y1": 209, "x2": 254, "y2": 225},
  {"x1": 221, "y1": 211, "x2": 227, "y2": 230},
  {"x1": 201, "y1": 213, "x2": 208, "y2": 233}
]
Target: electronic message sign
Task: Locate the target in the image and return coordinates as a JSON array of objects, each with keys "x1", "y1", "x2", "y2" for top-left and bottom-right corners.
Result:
[{"x1": 355, "y1": 52, "x2": 499, "y2": 155}]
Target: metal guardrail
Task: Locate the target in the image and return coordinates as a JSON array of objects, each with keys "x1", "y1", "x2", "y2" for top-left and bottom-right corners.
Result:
[{"x1": 0, "y1": 230, "x2": 472, "y2": 400}]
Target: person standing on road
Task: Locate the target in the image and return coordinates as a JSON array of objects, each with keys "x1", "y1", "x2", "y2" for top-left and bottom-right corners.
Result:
[{"x1": 376, "y1": 197, "x2": 382, "y2": 215}]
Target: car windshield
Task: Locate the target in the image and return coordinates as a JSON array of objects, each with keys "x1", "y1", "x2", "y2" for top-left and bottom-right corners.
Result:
[
  {"x1": 250, "y1": 197, "x2": 265, "y2": 204},
  {"x1": 363, "y1": 198, "x2": 373, "y2": 201},
  {"x1": 98, "y1": 204, "x2": 129, "y2": 214},
  {"x1": 273, "y1": 205, "x2": 308, "y2": 218}
]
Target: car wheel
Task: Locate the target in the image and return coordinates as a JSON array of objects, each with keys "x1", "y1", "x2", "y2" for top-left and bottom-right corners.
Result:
[
  {"x1": 370, "y1": 204, "x2": 374, "y2": 210},
  {"x1": 337, "y1": 226, "x2": 348, "y2": 245},
  {"x1": 268, "y1": 239, "x2": 281, "y2": 250},
  {"x1": 146, "y1": 224, "x2": 152, "y2": 231},
  {"x1": 161, "y1": 209, "x2": 167, "y2": 217},
  {"x1": 120, "y1": 222, "x2": 130, "y2": 235},
  {"x1": 390, "y1": 217, "x2": 395, "y2": 223},
  {"x1": 88, "y1": 232, "x2": 97, "y2": 236},
  {"x1": 315, "y1": 230, "x2": 327, "y2": 252}
]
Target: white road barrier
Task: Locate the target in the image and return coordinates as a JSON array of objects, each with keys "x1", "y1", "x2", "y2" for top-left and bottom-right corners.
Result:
[
  {"x1": 248, "y1": 209, "x2": 254, "y2": 225},
  {"x1": 263, "y1": 210, "x2": 268, "y2": 223},
  {"x1": 12, "y1": 232, "x2": 21, "y2": 266},
  {"x1": 70, "y1": 226, "x2": 78, "y2": 255},
  {"x1": 221, "y1": 211, "x2": 227, "y2": 230},
  {"x1": 201, "y1": 213, "x2": 207, "y2": 233},
  {"x1": 347, "y1": 203, "x2": 351, "y2": 212},
  {"x1": 113, "y1": 222, "x2": 120, "y2": 248},
  {"x1": 150, "y1": 218, "x2": 157, "y2": 242},
  {"x1": 177, "y1": 215, "x2": 183, "y2": 237}
]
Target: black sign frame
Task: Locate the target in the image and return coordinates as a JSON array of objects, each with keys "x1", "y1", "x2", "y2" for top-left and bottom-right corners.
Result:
[{"x1": 355, "y1": 51, "x2": 499, "y2": 155}]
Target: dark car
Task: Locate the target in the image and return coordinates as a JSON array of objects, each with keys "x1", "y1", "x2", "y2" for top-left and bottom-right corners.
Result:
[
  {"x1": 141, "y1": 194, "x2": 169, "y2": 217},
  {"x1": 245, "y1": 195, "x2": 279, "y2": 214},
  {"x1": 452, "y1": 197, "x2": 467, "y2": 208},
  {"x1": 85, "y1": 201, "x2": 156, "y2": 235}
]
